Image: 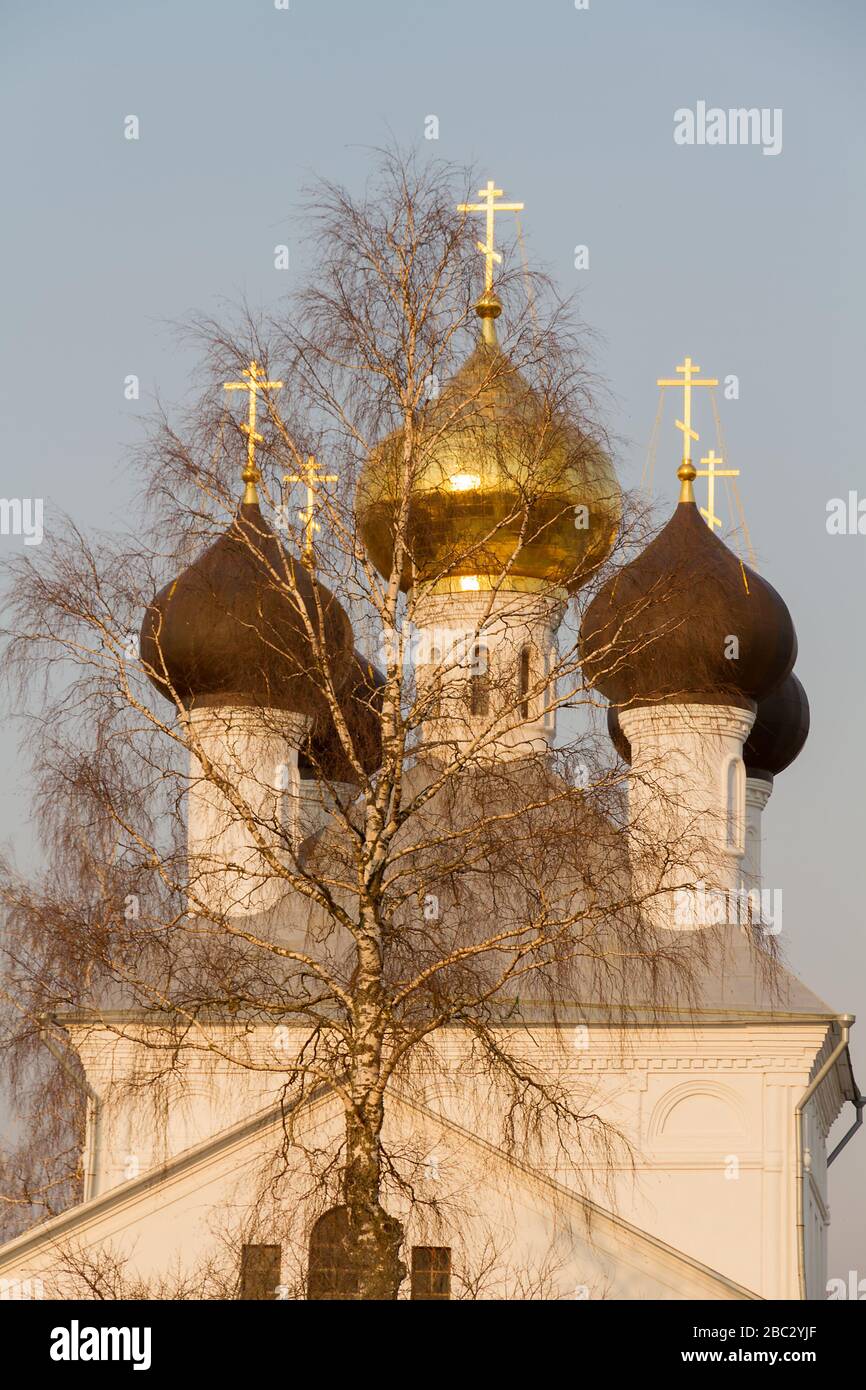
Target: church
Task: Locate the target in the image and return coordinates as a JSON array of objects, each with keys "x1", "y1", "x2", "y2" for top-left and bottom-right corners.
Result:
[{"x1": 0, "y1": 185, "x2": 859, "y2": 1303}]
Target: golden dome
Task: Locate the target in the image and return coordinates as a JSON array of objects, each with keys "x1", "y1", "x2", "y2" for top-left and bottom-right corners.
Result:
[{"x1": 356, "y1": 298, "x2": 620, "y2": 594}]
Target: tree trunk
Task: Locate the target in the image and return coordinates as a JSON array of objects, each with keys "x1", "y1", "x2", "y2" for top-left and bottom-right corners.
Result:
[
  {"x1": 344, "y1": 924, "x2": 405, "y2": 1299},
  {"x1": 344, "y1": 1101, "x2": 405, "y2": 1299}
]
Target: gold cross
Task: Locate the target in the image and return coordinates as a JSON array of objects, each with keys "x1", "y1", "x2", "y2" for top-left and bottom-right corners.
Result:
[
  {"x1": 223, "y1": 360, "x2": 283, "y2": 503},
  {"x1": 696, "y1": 449, "x2": 739, "y2": 532},
  {"x1": 657, "y1": 357, "x2": 718, "y2": 470},
  {"x1": 457, "y1": 180, "x2": 524, "y2": 293},
  {"x1": 283, "y1": 455, "x2": 338, "y2": 562}
]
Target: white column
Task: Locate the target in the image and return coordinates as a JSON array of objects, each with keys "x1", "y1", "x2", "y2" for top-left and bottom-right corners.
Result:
[
  {"x1": 619, "y1": 702, "x2": 755, "y2": 931},
  {"x1": 185, "y1": 704, "x2": 310, "y2": 917},
  {"x1": 743, "y1": 775, "x2": 773, "y2": 897},
  {"x1": 411, "y1": 587, "x2": 564, "y2": 761}
]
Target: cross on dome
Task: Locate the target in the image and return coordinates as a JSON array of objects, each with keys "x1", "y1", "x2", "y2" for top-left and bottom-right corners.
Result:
[
  {"x1": 697, "y1": 449, "x2": 740, "y2": 533},
  {"x1": 656, "y1": 356, "x2": 718, "y2": 499},
  {"x1": 457, "y1": 180, "x2": 524, "y2": 294},
  {"x1": 223, "y1": 360, "x2": 283, "y2": 503},
  {"x1": 284, "y1": 455, "x2": 338, "y2": 564}
]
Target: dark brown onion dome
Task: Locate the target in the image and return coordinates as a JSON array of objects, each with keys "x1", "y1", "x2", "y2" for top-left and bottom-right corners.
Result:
[
  {"x1": 140, "y1": 501, "x2": 353, "y2": 714},
  {"x1": 606, "y1": 704, "x2": 631, "y2": 764},
  {"x1": 580, "y1": 491, "x2": 797, "y2": 710},
  {"x1": 299, "y1": 652, "x2": 384, "y2": 784},
  {"x1": 743, "y1": 671, "x2": 809, "y2": 783}
]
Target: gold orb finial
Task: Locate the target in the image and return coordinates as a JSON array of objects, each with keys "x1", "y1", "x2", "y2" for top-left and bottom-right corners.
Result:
[
  {"x1": 677, "y1": 457, "x2": 697, "y2": 504},
  {"x1": 474, "y1": 289, "x2": 502, "y2": 345}
]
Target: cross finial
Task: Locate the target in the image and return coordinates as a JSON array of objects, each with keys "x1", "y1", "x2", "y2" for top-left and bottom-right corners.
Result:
[
  {"x1": 457, "y1": 179, "x2": 524, "y2": 295},
  {"x1": 283, "y1": 455, "x2": 338, "y2": 565},
  {"x1": 696, "y1": 449, "x2": 740, "y2": 532},
  {"x1": 657, "y1": 356, "x2": 719, "y2": 499},
  {"x1": 223, "y1": 360, "x2": 283, "y2": 504}
]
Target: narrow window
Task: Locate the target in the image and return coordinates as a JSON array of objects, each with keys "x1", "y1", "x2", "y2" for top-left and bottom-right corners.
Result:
[
  {"x1": 725, "y1": 756, "x2": 745, "y2": 852},
  {"x1": 240, "y1": 1243, "x2": 282, "y2": 1300},
  {"x1": 427, "y1": 646, "x2": 441, "y2": 718},
  {"x1": 469, "y1": 645, "x2": 489, "y2": 716},
  {"x1": 518, "y1": 644, "x2": 532, "y2": 719},
  {"x1": 308, "y1": 1206, "x2": 358, "y2": 1300},
  {"x1": 410, "y1": 1246, "x2": 452, "y2": 1301}
]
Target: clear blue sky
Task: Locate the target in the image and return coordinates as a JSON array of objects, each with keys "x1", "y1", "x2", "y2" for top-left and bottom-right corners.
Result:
[{"x1": 1, "y1": 0, "x2": 864, "y2": 1279}]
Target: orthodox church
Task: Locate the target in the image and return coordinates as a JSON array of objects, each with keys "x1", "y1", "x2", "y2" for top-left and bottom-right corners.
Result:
[{"x1": 0, "y1": 194, "x2": 859, "y2": 1302}]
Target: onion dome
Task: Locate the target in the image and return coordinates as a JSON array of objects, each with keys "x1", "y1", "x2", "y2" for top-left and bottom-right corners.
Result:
[
  {"x1": 606, "y1": 704, "x2": 631, "y2": 764},
  {"x1": 580, "y1": 461, "x2": 797, "y2": 710},
  {"x1": 140, "y1": 499, "x2": 353, "y2": 715},
  {"x1": 355, "y1": 294, "x2": 620, "y2": 595},
  {"x1": 299, "y1": 652, "x2": 384, "y2": 783},
  {"x1": 743, "y1": 671, "x2": 809, "y2": 783}
]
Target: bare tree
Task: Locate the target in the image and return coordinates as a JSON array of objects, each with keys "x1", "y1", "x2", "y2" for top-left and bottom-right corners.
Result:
[{"x1": 0, "y1": 149, "x2": 737, "y2": 1299}]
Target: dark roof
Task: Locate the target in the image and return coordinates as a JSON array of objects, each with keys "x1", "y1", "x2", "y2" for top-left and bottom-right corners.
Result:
[
  {"x1": 606, "y1": 703, "x2": 631, "y2": 764},
  {"x1": 140, "y1": 502, "x2": 353, "y2": 714},
  {"x1": 299, "y1": 651, "x2": 384, "y2": 783},
  {"x1": 744, "y1": 671, "x2": 810, "y2": 782},
  {"x1": 581, "y1": 499, "x2": 797, "y2": 709}
]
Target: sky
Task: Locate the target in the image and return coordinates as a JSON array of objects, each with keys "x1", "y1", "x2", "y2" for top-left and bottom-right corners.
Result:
[{"x1": 1, "y1": 0, "x2": 864, "y2": 1283}]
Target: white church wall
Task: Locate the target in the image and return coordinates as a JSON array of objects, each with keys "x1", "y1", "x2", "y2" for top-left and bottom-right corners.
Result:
[
  {"x1": 412, "y1": 588, "x2": 564, "y2": 760},
  {"x1": 185, "y1": 704, "x2": 310, "y2": 918},
  {"x1": 802, "y1": 1087, "x2": 832, "y2": 1299},
  {"x1": 619, "y1": 703, "x2": 756, "y2": 931},
  {"x1": 70, "y1": 1025, "x2": 287, "y2": 1198},
  {"x1": 55, "y1": 1016, "x2": 839, "y2": 1299},
  {"x1": 0, "y1": 1091, "x2": 757, "y2": 1301}
]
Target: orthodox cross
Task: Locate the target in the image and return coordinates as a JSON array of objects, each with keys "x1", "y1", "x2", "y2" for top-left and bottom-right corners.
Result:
[
  {"x1": 284, "y1": 455, "x2": 338, "y2": 564},
  {"x1": 457, "y1": 180, "x2": 524, "y2": 293},
  {"x1": 223, "y1": 360, "x2": 283, "y2": 503},
  {"x1": 656, "y1": 356, "x2": 718, "y2": 476},
  {"x1": 696, "y1": 449, "x2": 739, "y2": 533}
]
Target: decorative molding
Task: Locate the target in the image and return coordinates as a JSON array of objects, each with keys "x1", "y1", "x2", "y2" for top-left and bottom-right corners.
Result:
[{"x1": 647, "y1": 1079, "x2": 748, "y2": 1145}]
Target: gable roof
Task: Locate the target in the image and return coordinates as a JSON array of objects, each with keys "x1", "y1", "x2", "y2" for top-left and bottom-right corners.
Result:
[{"x1": 0, "y1": 1088, "x2": 758, "y2": 1300}]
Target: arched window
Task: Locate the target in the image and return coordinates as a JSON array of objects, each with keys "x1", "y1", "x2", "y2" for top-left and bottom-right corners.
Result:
[
  {"x1": 518, "y1": 644, "x2": 533, "y2": 720},
  {"x1": 469, "y1": 644, "x2": 489, "y2": 716},
  {"x1": 427, "y1": 646, "x2": 442, "y2": 719},
  {"x1": 308, "y1": 1206, "x2": 358, "y2": 1300},
  {"x1": 725, "y1": 756, "x2": 745, "y2": 852}
]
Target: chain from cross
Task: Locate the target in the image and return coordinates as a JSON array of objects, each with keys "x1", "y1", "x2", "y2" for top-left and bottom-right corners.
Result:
[
  {"x1": 223, "y1": 360, "x2": 283, "y2": 503},
  {"x1": 656, "y1": 356, "x2": 718, "y2": 469},
  {"x1": 457, "y1": 180, "x2": 524, "y2": 293},
  {"x1": 283, "y1": 455, "x2": 338, "y2": 562},
  {"x1": 696, "y1": 449, "x2": 740, "y2": 533}
]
